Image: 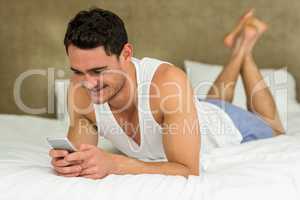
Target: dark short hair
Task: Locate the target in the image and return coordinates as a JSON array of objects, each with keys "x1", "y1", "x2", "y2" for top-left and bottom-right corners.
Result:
[{"x1": 64, "y1": 8, "x2": 128, "y2": 57}]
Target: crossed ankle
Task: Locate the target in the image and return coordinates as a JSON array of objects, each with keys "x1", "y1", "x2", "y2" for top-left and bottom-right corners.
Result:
[{"x1": 244, "y1": 53, "x2": 254, "y2": 61}]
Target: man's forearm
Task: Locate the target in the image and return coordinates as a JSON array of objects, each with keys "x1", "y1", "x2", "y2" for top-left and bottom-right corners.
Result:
[
  {"x1": 67, "y1": 117, "x2": 98, "y2": 148},
  {"x1": 109, "y1": 153, "x2": 194, "y2": 178}
]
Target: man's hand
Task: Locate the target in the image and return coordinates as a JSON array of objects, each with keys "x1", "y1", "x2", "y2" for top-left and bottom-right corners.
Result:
[
  {"x1": 64, "y1": 144, "x2": 117, "y2": 179},
  {"x1": 49, "y1": 149, "x2": 82, "y2": 177}
]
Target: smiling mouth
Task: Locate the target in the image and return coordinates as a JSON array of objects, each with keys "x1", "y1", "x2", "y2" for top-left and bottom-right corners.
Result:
[{"x1": 89, "y1": 85, "x2": 107, "y2": 95}]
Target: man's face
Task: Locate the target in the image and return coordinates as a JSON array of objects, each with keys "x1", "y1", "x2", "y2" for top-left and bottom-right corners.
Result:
[{"x1": 67, "y1": 44, "x2": 127, "y2": 104}]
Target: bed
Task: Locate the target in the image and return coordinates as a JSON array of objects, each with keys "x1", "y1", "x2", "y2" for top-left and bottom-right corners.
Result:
[{"x1": 0, "y1": 61, "x2": 300, "y2": 200}]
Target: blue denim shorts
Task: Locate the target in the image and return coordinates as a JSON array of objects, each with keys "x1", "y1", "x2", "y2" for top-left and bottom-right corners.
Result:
[{"x1": 200, "y1": 98, "x2": 273, "y2": 143}]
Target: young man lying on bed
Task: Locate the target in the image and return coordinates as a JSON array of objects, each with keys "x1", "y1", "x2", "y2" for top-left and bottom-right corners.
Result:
[{"x1": 49, "y1": 8, "x2": 285, "y2": 179}]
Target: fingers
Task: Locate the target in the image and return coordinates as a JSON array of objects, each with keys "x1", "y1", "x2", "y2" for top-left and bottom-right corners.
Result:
[
  {"x1": 81, "y1": 172, "x2": 107, "y2": 180},
  {"x1": 65, "y1": 151, "x2": 91, "y2": 162},
  {"x1": 50, "y1": 144, "x2": 98, "y2": 179},
  {"x1": 54, "y1": 164, "x2": 82, "y2": 175},
  {"x1": 80, "y1": 166, "x2": 98, "y2": 176},
  {"x1": 49, "y1": 149, "x2": 69, "y2": 158},
  {"x1": 51, "y1": 157, "x2": 83, "y2": 177},
  {"x1": 80, "y1": 158, "x2": 95, "y2": 170},
  {"x1": 51, "y1": 157, "x2": 82, "y2": 167},
  {"x1": 81, "y1": 174, "x2": 98, "y2": 180},
  {"x1": 56, "y1": 171, "x2": 81, "y2": 177},
  {"x1": 54, "y1": 158, "x2": 71, "y2": 167},
  {"x1": 65, "y1": 144, "x2": 96, "y2": 162}
]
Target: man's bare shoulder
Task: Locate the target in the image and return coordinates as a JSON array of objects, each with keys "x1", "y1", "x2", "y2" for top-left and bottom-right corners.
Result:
[
  {"x1": 152, "y1": 63, "x2": 191, "y2": 91},
  {"x1": 150, "y1": 63, "x2": 195, "y2": 113}
]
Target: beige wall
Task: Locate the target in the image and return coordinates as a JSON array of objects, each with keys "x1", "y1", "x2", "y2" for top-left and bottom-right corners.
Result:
[{"x1": 0, "y1": 0, "x2": 299, "y2": 118}]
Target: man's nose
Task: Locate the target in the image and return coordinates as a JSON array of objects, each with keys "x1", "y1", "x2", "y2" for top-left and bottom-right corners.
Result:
[{"x1": 82, "y1": 74, "x2": 98, "y2": 89}]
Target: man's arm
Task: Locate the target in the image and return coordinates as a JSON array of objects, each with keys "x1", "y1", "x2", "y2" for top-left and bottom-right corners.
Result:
[
  {"x1": 109, "y1": 64, "x2": 201, "y2": 177},
  {"x1": 67, "y1": 81, "x2": 98, "y2": 148},
  {"x1": 49, "y1": 81, "x2": 99, "y2": 177}
]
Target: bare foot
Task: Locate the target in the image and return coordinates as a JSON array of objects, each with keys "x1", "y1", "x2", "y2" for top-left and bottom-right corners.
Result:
[
  {"x1": 224, "y1": 9, "x2": 255, "y2": 48},
  {"x1": 240, "y1": 25, "x2": 259, "y2": 54},
  {"x1": 242, "y1": 18, "x2": 268, "y2": 54},
  {"x1": 230, "y1": 25, "x2": 255, "y2": 56},
  {"x1": 230, "y1": 16, "x2": 268, "y2": 56},
  {"x1": 245, "y1": 17, "x2": 268, "y2": 36}
]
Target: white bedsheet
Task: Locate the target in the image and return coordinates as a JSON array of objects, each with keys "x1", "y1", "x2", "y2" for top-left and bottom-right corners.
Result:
[{"x1": 0, "y1": 112, "x2": 300, "y2": 200}]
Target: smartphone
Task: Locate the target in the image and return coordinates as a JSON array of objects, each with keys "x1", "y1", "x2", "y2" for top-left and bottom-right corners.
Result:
[{"x1": 46, "y1": 137, "x2": 77, "y2": 153}]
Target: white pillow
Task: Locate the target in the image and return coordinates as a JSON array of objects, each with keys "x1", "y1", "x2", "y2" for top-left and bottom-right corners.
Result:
[{"x1": 184, "y1": 60, "x2": 298, "y2": 129}]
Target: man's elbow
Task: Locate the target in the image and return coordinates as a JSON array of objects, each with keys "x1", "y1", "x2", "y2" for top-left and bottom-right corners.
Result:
[
  {"x1": 189, "y1": 168, "x2": 200, "y2": 176},
  {"x1": 182, "y1": 165, "x2": 200, "y2": 178}
]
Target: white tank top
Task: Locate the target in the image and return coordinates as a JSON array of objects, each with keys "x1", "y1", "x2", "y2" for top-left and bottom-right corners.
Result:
[{"x1": 93, "y1": 57, "x2": 242, "y2": 162}]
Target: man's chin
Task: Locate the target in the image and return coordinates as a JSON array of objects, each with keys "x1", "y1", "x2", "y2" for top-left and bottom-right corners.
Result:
[
  {"x1": 91, "y1": 97, "x2": 104, "y2": 104},
  {"x1": 89, "y1": 86, "x2": 110, "y2": 104},
  {"x1": 90, "y1": 94, "x2": 109, "y2": 105}
]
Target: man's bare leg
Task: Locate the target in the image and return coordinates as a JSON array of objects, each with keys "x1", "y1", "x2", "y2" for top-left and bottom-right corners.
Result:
[
  {"x1": 240, "y1": 22, "x2": 285, "y2": 136},
  {"x1": 206, "y1": 38, "x2": 244, "y2": 102},
  {"x1": 207, "y1": 10, "x2": 254, "y2": 102}
]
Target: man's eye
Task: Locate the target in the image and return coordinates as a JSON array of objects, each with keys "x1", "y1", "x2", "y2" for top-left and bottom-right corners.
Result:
[
  {"x1": 92, "y1": 70, "x2": 104, "y2": 74},
  {"x1": 73, "y1": 71, "x2": 83, "y2": 75}
]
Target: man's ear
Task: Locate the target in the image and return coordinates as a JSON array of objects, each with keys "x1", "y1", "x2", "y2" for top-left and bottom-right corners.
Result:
[{"x1": 120, "y1": 43, "x2": 133, "y2": 62}]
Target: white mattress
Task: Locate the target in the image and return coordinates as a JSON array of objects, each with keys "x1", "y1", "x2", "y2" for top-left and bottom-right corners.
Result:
[{"x1": 0, "y1": 111, "x2": 300, "y2": 200}]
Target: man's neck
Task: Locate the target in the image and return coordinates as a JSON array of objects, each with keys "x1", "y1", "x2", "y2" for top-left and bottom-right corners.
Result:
[{"x1": 107, "y1": 61, "x2": 137, "y2": 113}]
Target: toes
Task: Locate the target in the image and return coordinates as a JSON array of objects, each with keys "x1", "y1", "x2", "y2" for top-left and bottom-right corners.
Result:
[
  {"x1": 240, "y1": 8, "x2": 255, "y2": 20},
  {"x1": 246, "y1": 18, "x2": 268, "y2": 35},
  {"x1": 224, "y1": 28, "x2": 243, "y2": 48},
  {"x1": 224, "y1": 9, "x2": 255, "y2": 48},
  {"x1": 227, "y1": 17, "x2": 267, "y2": 49},
  {"x1": 224, "y1": 34, "x2": 234, "y2": 48}
]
